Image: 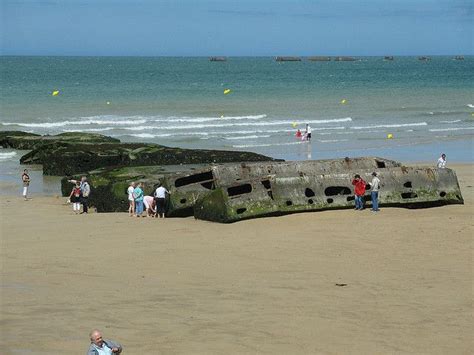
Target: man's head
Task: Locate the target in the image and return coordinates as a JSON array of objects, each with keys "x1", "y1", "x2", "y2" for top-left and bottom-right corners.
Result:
[
  {"x1": 81, "y1": 176, "x2": 87, "y2": 182},
  {"x1": 354, "y1": 174, "x2": 360, "y2": 179},
  {"x1": 23, "y1": 169, "x2": 28, "y2": 174},
  {"x1": 372, "y1": 172, "x2": 377, "y2": 177},
  {"x1": 441, "y1": 153, "x2": 446, "y2": 159},
  {"x1": 90, "y1": 329, "x2": 103, "y2": 347},
  {"x1": 130, "y1": 181, "x2": 135, "y2": 187}
]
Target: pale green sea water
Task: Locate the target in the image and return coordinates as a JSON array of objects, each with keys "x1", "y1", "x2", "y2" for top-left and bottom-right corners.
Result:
[{"x1": 1, "y1": 56, "x2": 473, "y2": 164}]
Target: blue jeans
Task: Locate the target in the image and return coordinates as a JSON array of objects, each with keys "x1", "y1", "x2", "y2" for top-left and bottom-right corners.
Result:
[
  {"x1": 135, "y1": 200, "x2": 144, "y2": 215},
  {"x1": 371, "y1": 191, "x2": 379, "y2": 211},
  {"x1": 355, "y1": 195, "x2": 364, "y2": 209}
]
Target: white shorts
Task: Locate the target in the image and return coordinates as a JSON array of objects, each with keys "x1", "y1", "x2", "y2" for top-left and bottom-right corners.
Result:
[{"x1": 22, "y1": 186, "x2": 28, "y2": 196}]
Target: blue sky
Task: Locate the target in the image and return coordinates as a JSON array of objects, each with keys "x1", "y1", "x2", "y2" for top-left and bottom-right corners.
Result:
[{"x1": 1, "y1": 0, "x2": 472, "y2": 56}]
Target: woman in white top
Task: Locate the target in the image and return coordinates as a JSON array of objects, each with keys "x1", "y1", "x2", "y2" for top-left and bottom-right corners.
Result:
[{"x1": 127, "y1": 182, "x2": 136, "y2": 216}]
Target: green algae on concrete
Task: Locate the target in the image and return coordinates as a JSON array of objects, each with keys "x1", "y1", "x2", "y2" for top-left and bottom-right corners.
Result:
[{"x1": 0, "y1": 131, "x2": 119, "y2": 150}]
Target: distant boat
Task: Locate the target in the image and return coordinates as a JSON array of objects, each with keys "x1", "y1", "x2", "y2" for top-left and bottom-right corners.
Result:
[
  {"x1": 384, "y1": 56, "x2": 394, "y2": 61},
  {"x1": 418, "y1": 56, "x2": 431, "y2": 61},
  {"x1": 334, "y1": 56, "x2": 357, "y2": 62},
  {"x1": 308, "y1": 56, "x2": 331, "y2": 62},
  {"x1": 209, "y1": 57, "x2": 227, "y2": 62},
  {"x1": 275, "y1": 56, "x2": 302, "y2": 62},
  {"x1": 453, "y1": 55, "x2": 465, "y2": 61}
]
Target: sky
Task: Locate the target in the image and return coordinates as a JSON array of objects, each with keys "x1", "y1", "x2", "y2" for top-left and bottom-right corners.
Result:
[{"x1": 1, "y1": 0, "x2": 473, "y2": 56}]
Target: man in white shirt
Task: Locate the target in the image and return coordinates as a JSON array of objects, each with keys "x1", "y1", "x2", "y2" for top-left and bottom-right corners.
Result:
[
  {"x1": 437, "y1": 153, "x2": 447, "y2": 168},
  {"x1": 127, "y1": 182, "x2": 136, "y2": 216},
  {"x1": 154, "y1": 183, "x2": 170, "y2": 218},
  {"x1": 305, "y1": 124, "x2": 312, "y2": 141},
  {"x1": 369, "y1": 172, "x2": 381, "y2": 212}
]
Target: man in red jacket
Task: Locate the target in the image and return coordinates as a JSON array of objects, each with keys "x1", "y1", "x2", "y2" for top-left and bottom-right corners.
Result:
[{"x1": 351, "y1": 174, "x2": 367, "y2": 210}]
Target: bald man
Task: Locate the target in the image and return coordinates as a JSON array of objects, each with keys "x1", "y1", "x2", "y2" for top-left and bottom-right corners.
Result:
[{"x1": 87, "y1": 329, "x2": 122, "y2": 355}]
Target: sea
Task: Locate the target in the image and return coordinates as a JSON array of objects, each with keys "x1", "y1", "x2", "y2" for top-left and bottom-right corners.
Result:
[{"x1": 0, "y1": 56, "x2": 473, "y2": 194}]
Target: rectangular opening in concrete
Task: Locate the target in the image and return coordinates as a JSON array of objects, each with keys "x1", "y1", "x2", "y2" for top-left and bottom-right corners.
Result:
[
  {"x1": 175, "y1": 171, "x2": 214, "y2": 187},
  {"x1": 403, "y1": 181, "x2": 412, "y2": 188},
  {"x1": 376, "y1": 160, "x2": 386, "y2": 168},
  {"x1": 228, "y1": 184, "x2": 252, "y2": 197}
]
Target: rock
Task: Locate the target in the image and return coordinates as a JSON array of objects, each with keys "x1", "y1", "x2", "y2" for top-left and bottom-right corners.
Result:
[
  {"x1": 0, "y1": 131, "x2": 119, "y2": 150},
  {"x1": 23, "y1": 141, "x2": 278, "y2": 176},
  {"x1": 61, "y1": 164, "x2": 211, "y2": 212},
  {"x1": 61, "y1": 166, "x2": 167, "y2": 212}
]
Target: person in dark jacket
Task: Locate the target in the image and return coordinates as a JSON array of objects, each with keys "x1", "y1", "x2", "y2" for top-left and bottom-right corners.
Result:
[
  {"x1": 351, "y1": 174, "x2": 367, "y2": 210},
  {"x1": 87, "y1": 329, "x2": 122, "y2": 355}
]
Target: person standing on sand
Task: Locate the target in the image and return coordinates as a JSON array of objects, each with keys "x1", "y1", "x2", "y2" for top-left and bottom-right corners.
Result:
[
  {"x1": 87, "y1": 329, "x2": 122, "y2": 355},
  {"x1": 69, "y1": 181, "x2": 82, "y2": 214},
  {"x1": 134, "y1": 182, "x2": 144, "y2": 217},
  {"x1": 127, "y1": 182, "x2": 136, "y2": 216},
  {"x1": 351, "y1": 174, "x2": 367, "y2": 210},
  {"x1": 437, "y1": 153, "x2": 447, "y2": 168},
  {"x1": 67, "y1": 176, "x2": 91, "y2": 214},
  {"x1": 305, "y1": 124, "x2": 312, "y2": 141},
  {"x1": 80, "y1": 177, "x2": 91, "y2": 214},
  {"x1": 154, "y1": 183, "x2": 169, "y2": 218},
  {"x1": 369, "y1": 172, "x2": 381, "y2": 212},
  {"x1": 21, "y1": 169, "x2": 30, "y2": 200}
]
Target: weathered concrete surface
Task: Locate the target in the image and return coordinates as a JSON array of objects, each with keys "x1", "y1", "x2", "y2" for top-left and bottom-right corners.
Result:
[
  {"x1": 194, "y1": 167, "x2": 464, "y2": 223},
  {"x1": 162, "y1": 157, "x2": 400, "y2": 216},
  {"x1": 0, "y1": 131, "x2": 119, "y2": 150},
  {"x1": 275, "y1": 56, "x2": 302, "y2": 61},
  {"x1": 21, "y1": 141, "x2": 277, "y2": 176}
]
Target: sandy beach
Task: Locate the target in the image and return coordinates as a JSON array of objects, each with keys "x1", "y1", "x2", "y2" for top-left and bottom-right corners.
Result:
[{"x1": 0, "y1": 163, "x2": 472, "y2": 354}]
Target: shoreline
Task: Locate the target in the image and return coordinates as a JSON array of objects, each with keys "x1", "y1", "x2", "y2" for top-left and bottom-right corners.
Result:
[{"x1": 1, "y1": 164, "x2": 473, "y2": 353}]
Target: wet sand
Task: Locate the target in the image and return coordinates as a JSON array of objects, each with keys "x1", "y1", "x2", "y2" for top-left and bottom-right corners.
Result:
[{"x1": 1, "y1": 164, "x2": 473, "y2": 354}]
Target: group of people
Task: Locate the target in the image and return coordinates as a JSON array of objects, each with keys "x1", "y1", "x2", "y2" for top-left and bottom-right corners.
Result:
[
  {"x1": 67, "y1": 176, "x2": 91, "y2": 214},
  {"x1": 295, "y1": 124, "x2": 312, "y2": 141},
  {"x1": 127, "y1": 181, "x2": 169, "y2": 218},
  {"x1": 351, "y1": 172, "x2": 381, "y2": 212}
]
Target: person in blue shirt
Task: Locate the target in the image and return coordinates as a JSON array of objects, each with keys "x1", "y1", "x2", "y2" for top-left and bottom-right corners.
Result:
[{"x1": 133, "y1": 182, "x2": 144, "y2": 217}]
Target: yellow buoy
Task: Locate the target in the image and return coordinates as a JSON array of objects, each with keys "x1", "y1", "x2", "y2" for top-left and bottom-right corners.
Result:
[
  {"x1": 223, "y1": 89, "x2": 231, "y2": 95},
  {"x1": 292, "y1": 122, "x2": 298, "y2": 128},
  {"x1": 340, "y1": 99, "x2": 347, "y2": 104},
  {"x1": 106, "y1": 101, "x2": 111, "y2": 105},
  {"x1": 387, "y1": 133, "x2": 393, "y2": 139},
  {"x1": 52, "y1": 90, "x2": 60, "y2": 96},
  {"x1": 220, "y1": 115, "x2": 224, "y2": 118}
]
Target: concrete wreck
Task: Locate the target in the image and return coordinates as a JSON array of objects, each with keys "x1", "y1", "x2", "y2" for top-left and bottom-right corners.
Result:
[
  {"x1": 162, "y1": 157, "x2": 402, "y2": 217},
  {"x1": 160, "y1": 157, "x2": 463, "y2": 222}
]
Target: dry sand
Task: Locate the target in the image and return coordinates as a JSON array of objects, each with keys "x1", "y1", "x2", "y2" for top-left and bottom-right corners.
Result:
[{"x1": 1, "y1": 164, "x2": 473, "y2": 354}]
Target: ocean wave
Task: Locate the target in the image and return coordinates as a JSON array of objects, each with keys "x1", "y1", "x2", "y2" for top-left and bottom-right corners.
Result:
[
  {"x1": 128, "y1": 133, "x2": 157, "y2": 138},
  {"x1": 161, "y1": 114, "x2": 267, "y2": 123},
  {"x1": 0, "y1": 151, "x2": 17, "y2": 160},
  {"x1": 232, "y1": 142, "x2": 303, "y2": 148},
  {"x1": 2, "y1": 119, "x2": 147, "y2": 128},
  {"x1": 318, "y1": 139, "x2": 349, "y2": 143},
  {"x1": 62, "y1": 127, "x2": 115, "y2": 132},
  {"x1": 225, "y1": 135, "x2": 271, "y2": 140},
  {"x1": 440, "y1": 120, "x2": 462, "y2": 123},
  {"x1": 428, "y1": 127, "x2": 474, "y2": 132},
  {"x1": 350, "y1": 122, "x2": 427, "y2": 130}
]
